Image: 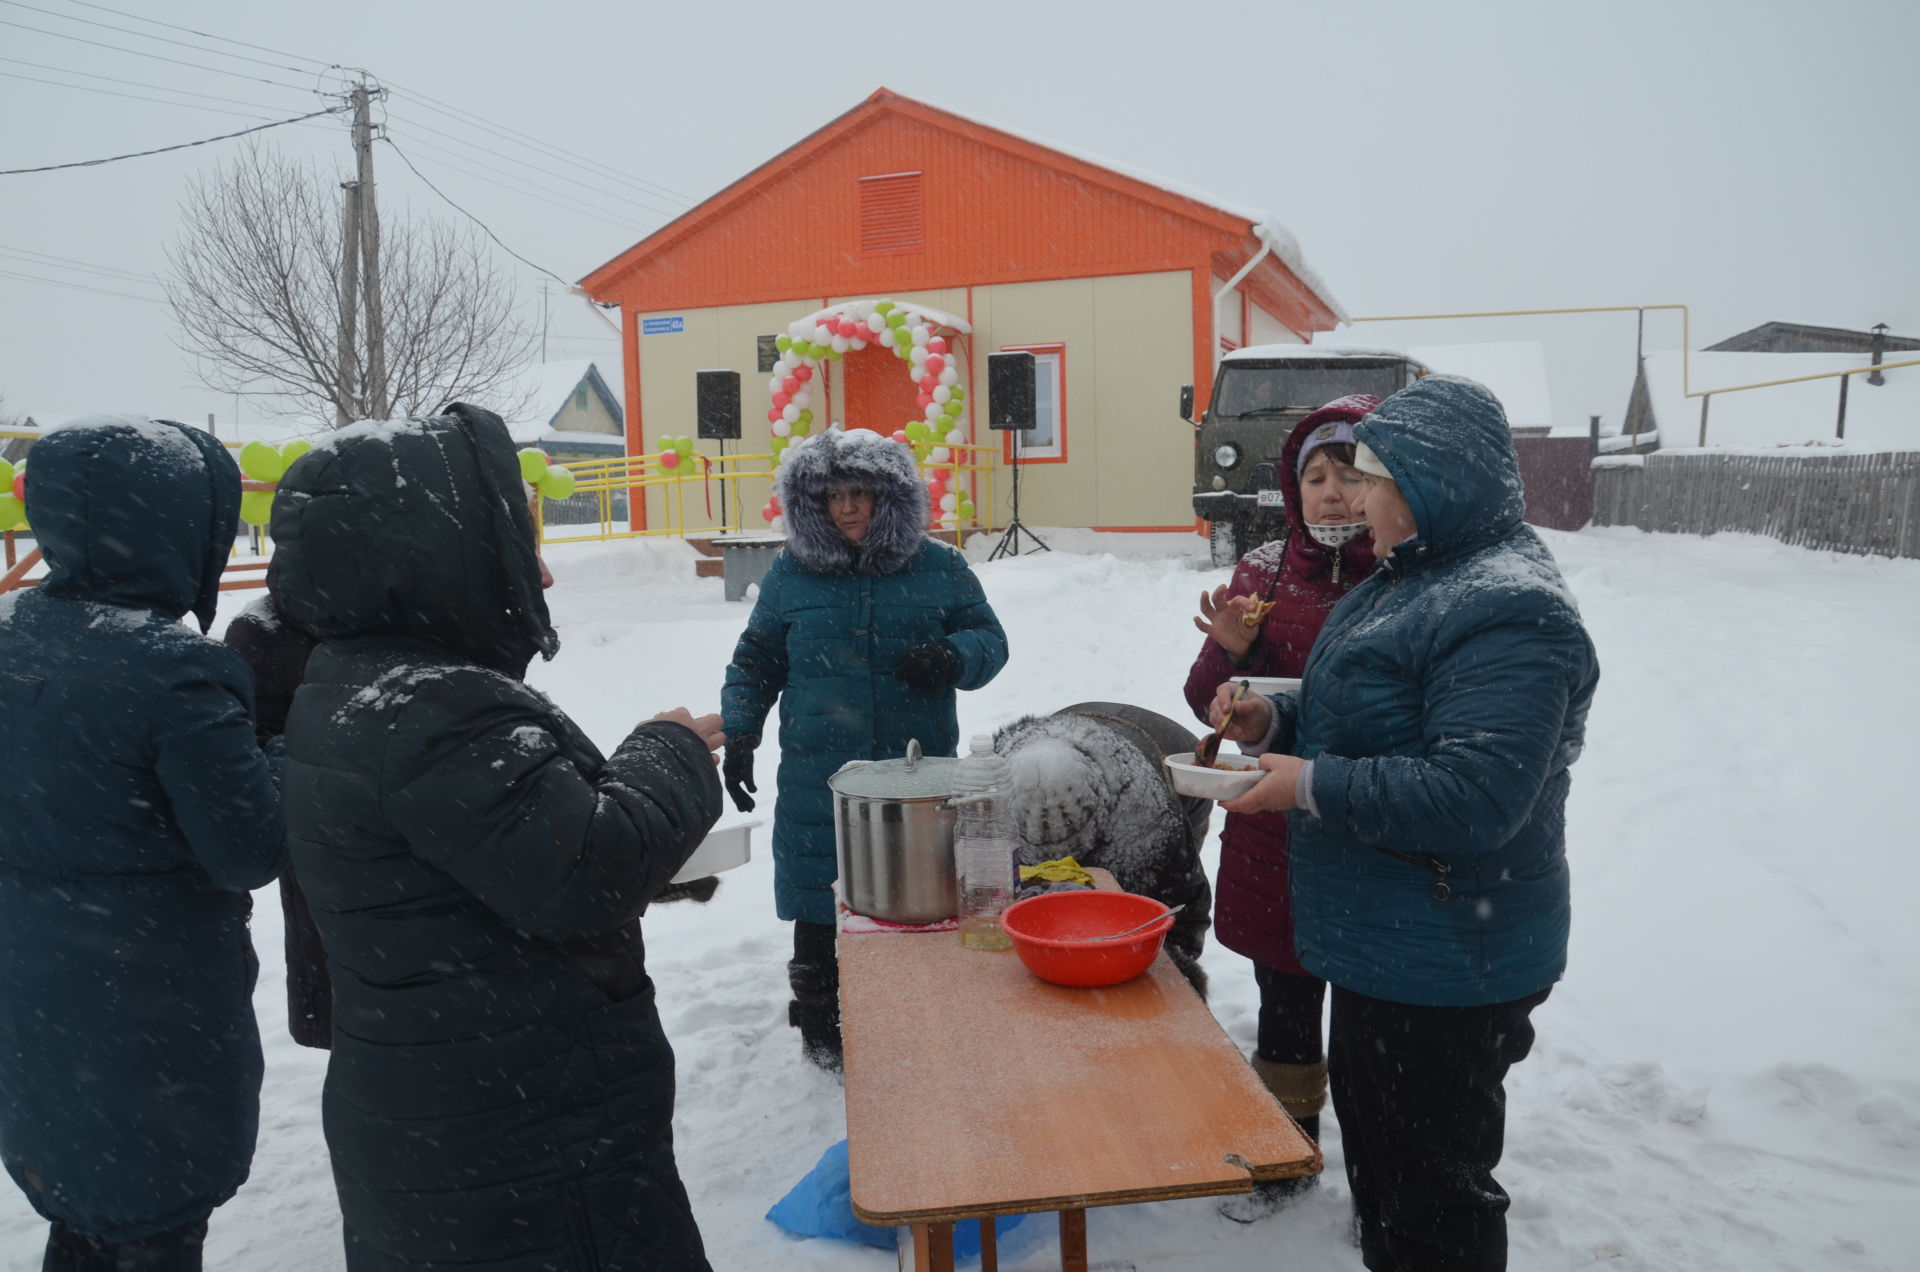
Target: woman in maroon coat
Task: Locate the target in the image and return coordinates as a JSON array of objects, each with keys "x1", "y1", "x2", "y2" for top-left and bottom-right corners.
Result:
[{"x1": 1182, "y1": 394, "x2": 1380, "y2": 1211}]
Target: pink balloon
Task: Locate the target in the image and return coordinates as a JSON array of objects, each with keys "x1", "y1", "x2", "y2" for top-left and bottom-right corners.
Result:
[
  {"x1": 794, "y1": 366, "x2": 813, "y2": 382},
  {"x1": 917, "y1": 392, "x2": 934, "y2": 409},
  {"x1": 767, "y1": 407, "x2": 782, "y2": 424},
  {"x1": 782, "y1": 376, "x2": 800, "y2": 395},
  {"x1": 924, "y1": 354, "x2": 945, "y2": 375},
  {"x1": 772, "y1": 391, "x2": 791, "y2": 409},
  {"x1": 661, "y1": 452, "x2": 680, "y2": 470},
  {"x1": 928, "y1": 337, "x2": 949, "y2": 354},
  {"x1": 761, "y1": 502, "x2": 777, "y2": 522},
  {"x1": 768, "y1": 494, "x2": 782, "y2": 513},
  {"x1": 891, "y1": 429, "x2": 909, "y2": 443}
]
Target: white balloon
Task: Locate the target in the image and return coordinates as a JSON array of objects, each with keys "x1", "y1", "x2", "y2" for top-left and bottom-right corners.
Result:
[
  {"x1": 770, "y1": 514, "x2": 786, "y2": 534},
  {"x1": 768, "y1": 377, "x2": 784, "y2": 395},
  {"x1": 782, "y1": 404, "x2": 800, "y2": 423},
  {"x1": 813, "y1": 325, "x2": 832, "y2": 345},
  {"x1": 909, "y1": 345, "x2": 928, "y2": 365},
  {"x1": 910, "y1": 325, "x2": 931, "y2": 348},
  {"x1": 793, "y1": 392, "x2": 812, "y2": 411},
  {"x1": 940, "y1": 492, "x2": 958, "y2": 512},
  {"x1": 941, "y1": 511, "x2": 959, "y2": 528},
  {"x1": 830, "y1": 334, "x2": 850, "y2": 353},
  {"x1": 850, "y1": 339, "x2": 867, "y2": 350},
  {"x1": 938, "y1": 366, "x2": 959, "y2": 386},
  {"x1": 866, "y1": 312, "x2": 887, "y2": 333},
  {"x1": 788, "y1": 319, "x2": 809, "y2": 338},
  {"x1": 930, "y1": 446, "x2": 951, "y2": 464},
  {"x1": 924, "y1": 402, "x2": 944, "y2": 422},
  {"x1": 932, "y1": 385, "x2": 952, "y2": 404},
  {"x1": 945, "y1": 428, "x2": 966, "y2": 445},
  {"x1": 772, "y1": 419, "x2": 791, "y2": 437}
]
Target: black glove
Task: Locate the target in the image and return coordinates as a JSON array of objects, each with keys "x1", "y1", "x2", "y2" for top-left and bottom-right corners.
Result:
[
  {"x1": 723, "y1": 738, "x2": 758, "y2": 813},
  {"x1": 893, "y1": 640, "x2": 962, "y2": 691}
]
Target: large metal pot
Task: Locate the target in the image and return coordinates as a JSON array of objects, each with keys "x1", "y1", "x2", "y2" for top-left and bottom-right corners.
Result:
[{"x1": 829, "y1": 739, "x2": 959, "y2": 924}]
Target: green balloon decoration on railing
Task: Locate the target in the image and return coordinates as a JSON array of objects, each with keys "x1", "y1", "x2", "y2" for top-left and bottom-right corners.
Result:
[
  {"x1": 0, "y1": 459, "x2": 26, "y2": 532},
  {"x1": 516, "y1": 447, "x2": 578, "y2": 501}
]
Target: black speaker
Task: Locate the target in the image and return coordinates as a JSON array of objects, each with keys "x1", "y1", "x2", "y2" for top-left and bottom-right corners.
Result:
[
  {"x1": 987, "y1": 351, "x2": 1037, "y2": 431},
  {"x1": 695, "y1": 369, "x2": 741, "y2": 440}
]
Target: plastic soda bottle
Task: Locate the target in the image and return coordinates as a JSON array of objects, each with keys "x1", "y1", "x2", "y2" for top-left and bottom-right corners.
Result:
[{"x1": 952, "y1": 733, "x2": 1015, "y2": 951}]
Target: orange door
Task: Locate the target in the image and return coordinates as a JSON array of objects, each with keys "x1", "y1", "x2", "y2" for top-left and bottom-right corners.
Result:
[{"x1": 841, "y1": 345, "x2": 921, "y2": 436}]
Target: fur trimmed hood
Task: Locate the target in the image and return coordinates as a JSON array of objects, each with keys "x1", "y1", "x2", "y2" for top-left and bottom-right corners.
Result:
[{"x1": 775, "y1": 428, "x2": 929, "y2": 575}]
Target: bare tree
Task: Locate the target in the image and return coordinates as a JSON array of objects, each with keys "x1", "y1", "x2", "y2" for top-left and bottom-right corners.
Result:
[{"x1": 166, "y1": 143, "x2": 534, "y2": 429}]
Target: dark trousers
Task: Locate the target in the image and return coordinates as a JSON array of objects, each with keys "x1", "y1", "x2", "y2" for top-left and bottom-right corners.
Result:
[
  {"x1": 1329, "y1": 985, "x2": 1550, "y2": 1272},
  {"x1": 44, "y1": 1219, "x2": 207, "y2": 1272},
  {"x1": 1253, "y1": 963, "x2": 1326, "y2": 1065}
]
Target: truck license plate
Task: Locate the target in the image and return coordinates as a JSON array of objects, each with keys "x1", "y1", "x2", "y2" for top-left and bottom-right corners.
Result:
[{"x1": 1256, "y1": 490, "x2": 1285, "y2": 507}]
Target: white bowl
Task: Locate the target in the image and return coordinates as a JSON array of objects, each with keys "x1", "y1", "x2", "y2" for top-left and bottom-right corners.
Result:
[
  {"x1": 1236, "y1": 676, "x2": 1302, "y2": 696},
  {"x1": 671, "y1": 819, "x2": 758, "y2": 883},
  {"x1": 1164, "y1": 751, "x2": 1265, "y2": 800}
]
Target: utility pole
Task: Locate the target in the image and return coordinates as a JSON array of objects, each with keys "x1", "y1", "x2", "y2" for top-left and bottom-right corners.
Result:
[
  {"x1": 539, "y1": 281, "x2": 550, "y2": 363},
  {"x1": 352, "y1": 81, "x2": 389, "y2": 419},
  {"x1": 336, "y1": 134, "x2": 362, "y2": 428}
]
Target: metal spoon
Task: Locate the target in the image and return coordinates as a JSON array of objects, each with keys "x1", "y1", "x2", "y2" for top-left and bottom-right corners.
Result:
[
  {"x1": 1194, "y1": 680, "x2": 1252, "y2": 768},
  {"x1": 1087, "y1": 903, "x2": 1187, "y2": 942}
]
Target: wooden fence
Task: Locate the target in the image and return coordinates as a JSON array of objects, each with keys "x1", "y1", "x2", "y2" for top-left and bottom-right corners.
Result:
[{"x1": 1591, "y1": 449, "x2": 1920, "y2": 559}]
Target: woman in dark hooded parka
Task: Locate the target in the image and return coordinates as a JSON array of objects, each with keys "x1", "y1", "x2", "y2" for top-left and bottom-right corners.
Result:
[
  {"x1": 271, "y1": 404, "x2": 724, "y2": 1272},
  {"x1": 1211, "y1": 376, "x2": 1600, "y2": 1272},
  {"x1": 722, "y1": 428, "x2": 1007, "y2": 1068},
  {"x1": 0, "y1": 417, "x2": 284, "y2": 1269}
]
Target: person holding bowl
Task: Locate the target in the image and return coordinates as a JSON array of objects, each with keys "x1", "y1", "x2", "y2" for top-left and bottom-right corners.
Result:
[{"x1": 1209, "y1": 375, "x2": 1599, "y2": 1271}]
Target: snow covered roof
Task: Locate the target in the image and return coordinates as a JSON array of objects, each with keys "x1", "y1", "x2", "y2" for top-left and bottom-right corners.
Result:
[
  {"x1": 1641, "y1": 351, "x2": 1920, "y2": 452},
  {"x1": 499, "y1": 360, "x2": 622, "y2": 445},
  {"x1": 1405, "y1": 343, "x2": 1556, "y2": 433}
]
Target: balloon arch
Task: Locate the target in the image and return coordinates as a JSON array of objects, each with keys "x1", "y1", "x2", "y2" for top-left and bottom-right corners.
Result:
[{"x1": 757, "y1": 298, "x2": 976, "y2": 533}]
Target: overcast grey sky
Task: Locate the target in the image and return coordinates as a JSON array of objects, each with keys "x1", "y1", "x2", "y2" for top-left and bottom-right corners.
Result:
[{"x1": 2, "y1": 0, "x2": 1915, "y2": 438}]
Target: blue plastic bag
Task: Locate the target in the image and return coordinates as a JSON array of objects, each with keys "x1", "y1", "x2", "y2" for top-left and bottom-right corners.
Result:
[{"x1": 767, "y1": 1139, "x2": 1029, "y2": 1260}]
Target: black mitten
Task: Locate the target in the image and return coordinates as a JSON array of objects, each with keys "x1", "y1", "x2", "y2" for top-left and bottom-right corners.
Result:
[
  {"x1": 723, "y1": 738, "x2": 758, "y2": 812},
  {"x1": 893, "y1": 640, "x2": 961, "y2": 690}
]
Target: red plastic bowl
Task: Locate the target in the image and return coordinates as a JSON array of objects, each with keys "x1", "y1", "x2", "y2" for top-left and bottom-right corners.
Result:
[{"x1": 1000, "y1": 890, "x2": 1173, "y2": 988}]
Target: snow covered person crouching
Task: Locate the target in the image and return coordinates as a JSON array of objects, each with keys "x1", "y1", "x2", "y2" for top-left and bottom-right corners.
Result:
[
  {"x1": 722, "y1": 427, "x2": 1008, "y2": 1071},
  {"x1": 994, "y1": 703, "x2": 1213, "y2": 998}
]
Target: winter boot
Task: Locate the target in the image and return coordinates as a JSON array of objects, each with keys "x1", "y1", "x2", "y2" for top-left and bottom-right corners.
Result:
[
  {"x1": 787, "y1": 954, "x2": 843, "y2": 1074},
  {"x1": 1218, "y1": 1057, "x2": 1327, "y2": 1223}
]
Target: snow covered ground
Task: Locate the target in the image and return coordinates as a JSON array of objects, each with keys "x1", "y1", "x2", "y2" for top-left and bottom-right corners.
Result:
[{"x1": 4, "y1": 525, "x2": 1918, "y2": 1270}]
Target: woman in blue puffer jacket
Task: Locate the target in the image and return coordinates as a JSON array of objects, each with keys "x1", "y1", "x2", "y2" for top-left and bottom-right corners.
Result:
[
  {"x1": 1209, "y1": 375, "x2": 1599, "y2": 1272},
  {"x1": 722, "y1": 428, "x2": 1008, "y2": 1069}
]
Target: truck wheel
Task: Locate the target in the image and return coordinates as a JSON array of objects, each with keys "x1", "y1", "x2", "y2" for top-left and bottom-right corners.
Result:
[{"x1": 1209, "y1": 520, "x2": 1242, "y2": 568}]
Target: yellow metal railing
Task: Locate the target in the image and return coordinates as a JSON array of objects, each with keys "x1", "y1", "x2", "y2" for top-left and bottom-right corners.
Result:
[
  {"x1": 535, "y1": 440, "x2": 999, "y2": 545},
  {"x1": 1347, "y1": 304, "x2": 1919, "y2": 445}
]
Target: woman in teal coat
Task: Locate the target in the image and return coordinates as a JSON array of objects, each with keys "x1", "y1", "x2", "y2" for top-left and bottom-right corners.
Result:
[
  {"x1": 722, "y1": 428, "x2": 1008, "y2": 1068},
  {"x1": 1210, "y1": 376, "x2": 1599, "y2": 1270}
]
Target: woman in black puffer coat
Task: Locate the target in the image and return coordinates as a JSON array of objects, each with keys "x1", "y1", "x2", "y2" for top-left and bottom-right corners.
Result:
[{"x1": 271, "y1": 404, "x2": 725, "y2": 1272}]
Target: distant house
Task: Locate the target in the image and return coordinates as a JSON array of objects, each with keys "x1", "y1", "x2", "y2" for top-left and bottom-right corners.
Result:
[
  {"x1": 1704, "y1": 321, "x2": 1920, "y2": 357},
  {"x1": 579, "y1": 87, "x2": 1344, "y2": 533},
  {"x1": 501, "y1": 360, "x2": 626, "y2": 460},
  {"x1": 1626, "y1": 348, "x2": 1918, "y2": 450}
]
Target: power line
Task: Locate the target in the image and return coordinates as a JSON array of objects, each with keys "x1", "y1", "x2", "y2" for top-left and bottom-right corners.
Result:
[
  {"x1": 0, "y1": 15, "x2": 314, "y2": 93},
  {"x1": 379, "y1": 134, "x2": 569, "y2": 285},
  {"x1": 0, "y1": 245, "x2": 159, "y2": 286},
  {"x1": 390, "y1": 133, "x2": 642, "y2": 233},
  {"x1": 0, "y1": 266, "x2": 163, "y2": 304},
  {"x1": 380, "y1": 79, "x2": 695, "y2": 206},
  {"x1": 0, "y1": 106, "x2": 349, "y2": 175},
  {"x1": 0, "y1": 67, "x2": 302, "y2": 122},
  {"x1": 0, "y1": 53, "x2": 313, "y2": 113},
  {"x1": 0, "y1": 0, "x2": 318, "y2": 77},
  {"x1": 52, "y1": 0, "x2": 336, "y2": 70},
  {"x1": 385, "y1": 110, "x2": 685, "y2": 222}
]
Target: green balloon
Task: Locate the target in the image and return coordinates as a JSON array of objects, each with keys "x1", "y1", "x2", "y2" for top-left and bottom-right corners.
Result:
[
  {"x1": 0, "y1": 494, "x2": 24, "y2": 530},
  {"x1": 874, "y1": 301, "x2": 895, "y2": 315},
  {"x1": 790, "y1": 420, "x2": 811, "y2": 437},
  {"x1": 239, "y1": 490, "x2": 275, "y2": 526},
  {"x1": 518, "y1": 448, "x2": 549, "y2": 482},
  {"x1": 0, "y1": 460, "x2": 14, "y2": 487},
  {"x1": 887, "y1": 311, "x2": 907, "y2": 327},
  {"x1": 674, "y1": 436, "x2": 695, "y2": 457},
  {"x1": 949, "y1": 387, "x2": 965, "y2": 402},
  {"x1": 775, "y1": 335, "x2": 793, "y2": 352},
  {"x1": 797, "y1": 409, "x2": 814, "y2": 426},
  {"x1": 770, "y1": 435, "x2": 789, "y2": 453},
  {"x1": 943, "y1": 401, "x2": 963, "y2": 418},
  {"x1": 279, "y1": 439, "x2": 312, "y2": 469},
  {"x1": 539, "y1": 467, "x2": 577, "y2": 500},
  {"x1": 239, "y1": 440, "x2": 283, "y2": 482},
  {"x1": 905, "y1": 421, "x2": 929, "y2": 442}
]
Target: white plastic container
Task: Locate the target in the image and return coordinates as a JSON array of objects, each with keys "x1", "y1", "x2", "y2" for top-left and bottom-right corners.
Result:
[
  {"x1": 1163, "y1": 751, "x2": 1265, "y2": 801},
  {"x1": 671, "y1": 819, "x2": 758, "y2": 884},
  {"x1": 952, "y1": 735, "x2": 1016, "y2": 951},
  {"x1": 1237, "y1": 676, "x2": 1303, "y2": 697}
]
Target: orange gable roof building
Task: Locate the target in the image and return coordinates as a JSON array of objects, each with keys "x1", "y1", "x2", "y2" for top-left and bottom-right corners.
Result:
[{"x1": 580, "y1": 88, "x2": 1345, "y2": 534}]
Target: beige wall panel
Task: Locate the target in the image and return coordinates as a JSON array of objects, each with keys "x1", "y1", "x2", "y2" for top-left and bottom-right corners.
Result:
[
  {"x1": 1248, "y1": 304, "x2": 1305, "y2": 348},
  {"x1": 1090, "y1": 271, "x2": 1197, "y2": 528},
  {"x1": 635, "y1": 301, "x2": 797, "y2": 532},
  {"x1": 970, "y1": 278, "x2": 1099, "y2": 529}
]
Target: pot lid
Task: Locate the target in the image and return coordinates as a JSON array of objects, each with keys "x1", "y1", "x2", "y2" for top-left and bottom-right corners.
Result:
[{"x1": 828, "y1": 741, "x2": 957, "y2": 800}]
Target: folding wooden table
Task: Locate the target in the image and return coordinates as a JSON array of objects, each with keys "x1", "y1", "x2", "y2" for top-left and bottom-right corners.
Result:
[{"x1": 840, "y1": 893, "x2": 1319, "y2": 1271}]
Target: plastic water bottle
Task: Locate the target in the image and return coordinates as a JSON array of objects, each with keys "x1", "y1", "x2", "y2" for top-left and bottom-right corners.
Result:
[{"x1": 952, "y1": 733, "x2": 1016, "y2": 951}]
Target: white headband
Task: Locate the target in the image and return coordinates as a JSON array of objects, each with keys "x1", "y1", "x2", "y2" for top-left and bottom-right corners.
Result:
[{"x1": 1352, "y1": 441, "x2": 1393, "y2": 480}]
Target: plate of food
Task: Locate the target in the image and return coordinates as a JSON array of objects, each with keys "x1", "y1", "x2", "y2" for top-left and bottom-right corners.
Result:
[{"x1": 1163, "y1": 751, "x2": 1265, "y2": 800}]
